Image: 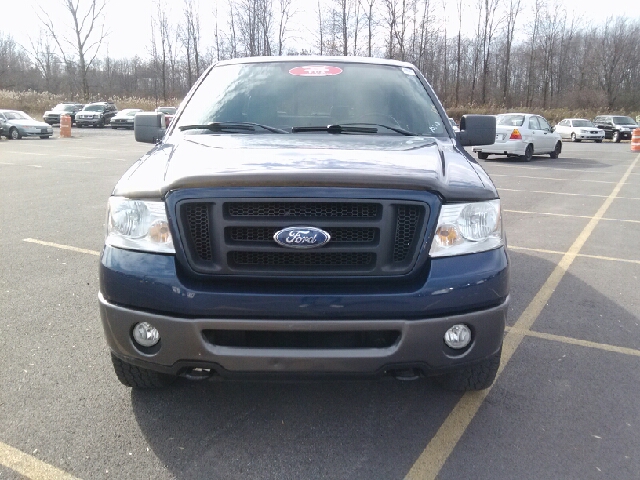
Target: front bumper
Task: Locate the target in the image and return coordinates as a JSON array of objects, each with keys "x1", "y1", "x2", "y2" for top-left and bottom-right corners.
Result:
[
  {"x1": 112, "y1": 121, "x2": 134, "y2": 128},
  {"x1": 100, "y1": 292, "x2": 507, "y2": 377},
  {"x1": 76, "y1": 117, "x2": 104, "y2": 126},
  {"x1": 100, "y1": 245, "x2": 509, "y2": 377},
  {"x1": 19, "y1": 127, "x2": 53, "y2": 137},
  {"x1": 614, "y1": 131, "x2": 633, "y2": 140},
  {"x1": 576, "y1": 133, "x2": 604, "y2": 141}
]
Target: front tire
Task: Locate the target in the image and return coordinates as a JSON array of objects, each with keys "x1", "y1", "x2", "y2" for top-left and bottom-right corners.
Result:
[
  {"x1": 571, "y1": 133, "x2": 580, "y2": 142},
  {"x1": 521, "y1": 144, "x2": 533, "y2": 162},
  {"x1": 111, "y1": 353, "x2": 176, "y2": 389},
  {"x1": 9, "y1": 127, "x2": 21, "y2": 140},
  {"x1": 477, "y1": 152, "x2": 489, "y2": 160},
  {"x1": 549, "y1": 141, "x2": 562, "y2": 159},
  {"x1": 595, "y1": 139, "x2": 603, "y2": 143},
  {"x1": 436, "y1": 348, "x2": 501, "y2": 391},
  {"x1": 612, "y1": 131, "x2": 620, "y2": 143}
]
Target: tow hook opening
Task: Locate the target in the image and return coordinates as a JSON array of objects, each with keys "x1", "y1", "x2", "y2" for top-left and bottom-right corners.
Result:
[
  {"x1": 390, "y1": 368, "x2": 422, "y2": 381},
  {"x1": 182, "y1": 367, "x2": 215, "y2": 381}
]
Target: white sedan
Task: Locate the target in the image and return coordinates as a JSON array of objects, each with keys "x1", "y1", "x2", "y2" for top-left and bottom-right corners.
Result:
[
  {"x1": 553, "y1": 118, "x2": 604, "y2": 143},
  {"x1": 472, "y1": 113, "x2": 562, "y2": 161}
]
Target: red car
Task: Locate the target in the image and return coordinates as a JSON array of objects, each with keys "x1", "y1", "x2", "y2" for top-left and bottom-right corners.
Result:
[{"x1": 155, "y1": 107, "x2": 177, "y2": 128}]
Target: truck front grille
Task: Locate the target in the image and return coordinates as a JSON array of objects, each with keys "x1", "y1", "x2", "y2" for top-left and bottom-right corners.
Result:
[{"x1": 178, "y1": 197, "x2": 427, "y2": 277}]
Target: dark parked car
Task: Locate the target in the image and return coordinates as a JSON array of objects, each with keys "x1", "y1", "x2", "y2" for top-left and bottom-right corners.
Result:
[
  {"x1": 43, "y1": 103, "x2": 84, "y2": 125},
  {"x1": 75, "y1": 102, "x2": 118, "y2": 127},
  {"x1": 593, "y1": 115, "x2": 639, "y2": 142},
  {"x1": 100, "y1": 57, "x2": 506, "y2": 391}
]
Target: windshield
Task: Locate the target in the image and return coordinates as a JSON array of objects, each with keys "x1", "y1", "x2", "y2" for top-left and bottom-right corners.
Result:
[
  {"x1": 573, "y1": 120, "x2": 595, "y2": 128},
  {"x1": 612, "y1": 116, "x2": 635, "y2": 125},
  {"x1": 4, "y1": 111, "x2": 31, "y2": 120},
  {"x1": 496, "y1": 114, "x2": 525, "y2": 127},
  {"x1": 84, "y1": 105, "x2": 105, "y2": 112},
  {"x1": 177, "y1": 62, "x2": 447, "y2": 136},
  {"x1": 53, "y1": 104, "x2": 76, "y2": 112}
]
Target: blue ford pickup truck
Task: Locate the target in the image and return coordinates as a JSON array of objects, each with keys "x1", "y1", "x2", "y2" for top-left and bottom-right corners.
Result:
[{"x1": 99, "y1": 57, "x2": 508, "y2": 391}]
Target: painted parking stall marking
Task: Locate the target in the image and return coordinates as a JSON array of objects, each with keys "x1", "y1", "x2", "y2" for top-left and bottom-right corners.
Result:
[
  {"x1": 0, "y1": 441, "x2": 81, "y2": 480},
  {"x1": 405, "y1": 153, "x2": 639, "y2": 480}
]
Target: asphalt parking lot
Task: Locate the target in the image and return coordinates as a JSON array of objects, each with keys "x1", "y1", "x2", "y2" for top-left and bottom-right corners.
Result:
[{"x1": 1, "y1": 129, "x2": 639, "y2": 480}]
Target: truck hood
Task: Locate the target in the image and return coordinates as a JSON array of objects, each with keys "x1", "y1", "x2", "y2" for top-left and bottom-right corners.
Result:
[{"x1": 114, "y1": 134, "x2": 497, "y2": 202}]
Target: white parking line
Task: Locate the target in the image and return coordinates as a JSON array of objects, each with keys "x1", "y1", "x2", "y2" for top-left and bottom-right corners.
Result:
[
  {"x1": 499, "y1": 188, "x2": 640, "y2": 201},
  {"x1": 23, "y1": 238, "x2": 100, "y2": 256},
  {"x1": 505, "y1": 327, "x2": 640, "y2": 357},
  {"x1": 3, "y1": 151, "x2": 47, "y2": 156},
  {"x1": 504, "y1": 209, "x2": 640, "y2": 224},
  {"x1": 509, "y1": 245, "x2": 640, "y2": 265},
  {"x1": 490, "y1": 173, "x2": 617, "y2": 184},
  {"x1": 482, "y1": 163, "x2": 639, "y2": 176},
  {"x1": 0, "y1": 441, "x2": 80, "y2": 480}
]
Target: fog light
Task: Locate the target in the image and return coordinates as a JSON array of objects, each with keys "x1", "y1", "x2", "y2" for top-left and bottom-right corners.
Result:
[
  {"x1": 132, "y1": 322, "x2": 160, "y2": 347},
  {"x1": 444, "y1": 324, "x2": 471, "y2": 349}
]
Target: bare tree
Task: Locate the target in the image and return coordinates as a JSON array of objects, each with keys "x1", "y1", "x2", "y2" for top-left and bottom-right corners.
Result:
[
  {"x1": 454, "y1": 0, "x2": 463, "y2": 106},
  {"x1": 316, "y1": 0, "x2": 324, "y2": 55},
  {"x1": 39, "y1": 0, "x2": 108, "y2": 100},
  {"x1": 596, "y1": 17, "x2": 638, "y2": 109},
  {"x1": 501, "y1": 0, "x2": 521, "y2": 106},
  {"x1": 360, "y1": 0, "x2": 376, "y2": 57},
  {"x1": 29, "y1": 30, "x2": 59, "y2": 93},
  {"x1": 277, "y1": 0, "x2": 293, "y2": 55},
  {"x1": 525, "y1": 0, "x2": 543, "y2": 108},
  {"x1": 150, "y1": 0, "x2": 170, "y2": 102},
  {"x1": 480, "y1": 0, "x2": 501, "y2": 104},
  {"x1": 183, "y1": 0, "x2": 201, "y2": 86}
]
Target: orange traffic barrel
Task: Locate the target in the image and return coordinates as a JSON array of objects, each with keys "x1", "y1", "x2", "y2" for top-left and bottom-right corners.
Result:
[
  {"x1": 632, "y1": 128, "x2": 640, "y2": 152},
  {"x1": 60, "y1": 114, "x2": 71, "y2": 138}
]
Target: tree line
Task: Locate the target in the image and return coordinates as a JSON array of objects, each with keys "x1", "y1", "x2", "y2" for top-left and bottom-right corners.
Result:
[{"x1": 0, "y1": 0, "x2": 638, "y2": 112}]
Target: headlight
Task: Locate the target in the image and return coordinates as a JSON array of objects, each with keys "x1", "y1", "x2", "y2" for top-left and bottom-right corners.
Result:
[
  {"x1": 580, "y1": 129, "x2": 588, "y2": 134},
  {"x1": 429, "y1": 200, "x2": 503, "y2": 257},
  {"x1": 105, "y1": 197, "x2": 175, "y2": 253}
]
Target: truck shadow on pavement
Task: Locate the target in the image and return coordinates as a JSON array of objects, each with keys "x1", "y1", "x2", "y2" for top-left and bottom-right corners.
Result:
[
  {"x1": 481, "y1": 155, "x2": 612, "y2": 169},
  {"x1": 129, "y1": 251, "x2": 640, "y2": 480}
]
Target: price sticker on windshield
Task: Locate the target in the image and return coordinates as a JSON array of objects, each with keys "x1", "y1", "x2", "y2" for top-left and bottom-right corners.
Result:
[{"x1": 289, "y1": 65, "x2": 343, "y2": 77}]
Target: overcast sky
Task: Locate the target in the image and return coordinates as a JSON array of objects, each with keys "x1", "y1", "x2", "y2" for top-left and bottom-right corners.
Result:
[{"x1": 2, "y1": 0, "x2": 639, "y2": 60}]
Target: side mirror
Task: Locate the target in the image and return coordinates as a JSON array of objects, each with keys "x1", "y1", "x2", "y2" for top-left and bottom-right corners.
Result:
[
  {"x1": 134, "y1": 112, "x2": 166, "y2": 144},
  {"x1": 456, "y1": 114, "x2": 496, "y2": 146}
]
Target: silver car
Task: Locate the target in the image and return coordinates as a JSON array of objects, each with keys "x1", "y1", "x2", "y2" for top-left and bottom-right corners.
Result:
[
  {"x1": 553, "y1": 118, "x2": 604, "y2": 143},
  {"x1": 0, "y1": 110, "x2": 54, "y2": 139}
]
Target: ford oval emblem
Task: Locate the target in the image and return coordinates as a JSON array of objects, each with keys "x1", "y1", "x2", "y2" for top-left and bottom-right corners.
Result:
[{"x1": 273, "y1": 227, "x2": 331, "y2": 249}]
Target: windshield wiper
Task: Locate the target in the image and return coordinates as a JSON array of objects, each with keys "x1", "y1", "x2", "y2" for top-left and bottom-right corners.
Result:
[
  {"x1": 291, "y1": 124, "x2": 378, "y2": 134},
  {"x1": 339, "y1": 123, "x2": 417, "y2": 136},
  {"x1": 179, "y1": 122, "x2": 287, "y2": 133},
  {"x1": 291, "y1": 123, "x2": 417, "y2": 136}
]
